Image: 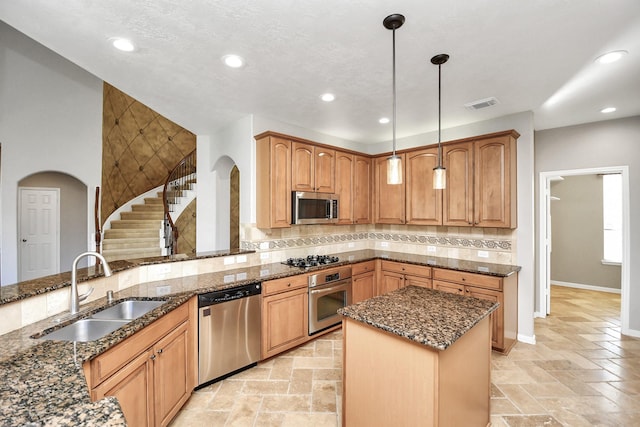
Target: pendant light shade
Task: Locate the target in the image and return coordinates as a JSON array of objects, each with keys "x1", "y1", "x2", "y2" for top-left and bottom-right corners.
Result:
[
  {"x1": 384, "y1": 14, "x2": 405, "y2": 185},
  {"x1": 431, "y1": 53, "x2": 449, "y2": 190}
]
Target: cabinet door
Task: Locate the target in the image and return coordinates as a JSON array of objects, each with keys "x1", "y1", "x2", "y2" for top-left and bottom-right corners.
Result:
[
  {"x1": 433, "y1": 280, "x2": 464, "y2": 295},
  {"x1": 378, "y1": 271, "x2": 404, "y2": 295},
  {"x1": 292, "y1": 142, "x2": 315, "y2": 192},
  {"x1": 92, "y1": 349, "x2": 155, "y2": 427},
  {"x1": 465, "y1": 286, "x2": 503, "y2": 350},
  {"x1": 405, "y1": 275, "x2": 432, "y2": 289},
  {"x1": 352, "y1": 271, "x2": 375, "y2": 303},
  {"x1": 256, "y1": 136, "x2": 291, "y2": 228},
  {"x1": 262, "y1": 287, "x2": 309, "y2": 359},
  {"x1": 443, "y1": 142, "x2": 473, "y2": 226},
  {"x1": 315, "y1": 147, "x2": 335, "y2": 193},
  {"x1": 374, "y1": 155, "x2": 405, "y2": 224},
  {"x1": 154, "y1": 321, "x2": 190, "y2": 427},
  {"x1": 474, "y1": 136, "x2": 516, "y2": 228},
  {"x1": 353, "y1": 155, "x2": 372, "y2": 224},
  {"x1": 335, "y1": 151, "x2": 354, "y2": 224},
  {"x1": 406, "y1": 148, "x2": 442, "y2": 225}
]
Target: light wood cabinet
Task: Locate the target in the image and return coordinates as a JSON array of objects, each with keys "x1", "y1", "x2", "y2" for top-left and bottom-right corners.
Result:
[
  {"x1": 352, "y1": 261, "x2": 375, "y2": 303},
  {"x1": 85, "y1": 299, "x2": 197, "y2": 427},
  {"x1": 378, "y1": 260, "x2": 432, "y2": 295},
  {"x1": 292, "y1": 142, "x2": 335, "y2": 193},
  {"x1": 374, "y1": 155, "x2": 405, "y2": 224},
  {"x1": 443, "y1": 131, "x2": 518, "y2": 228},
  {"x1": 261, "y1": 274, "x2": 309, "y2": 359},
  {"x1": 406, "y1": 147, "x2": 442, "y2": 225},
  {"x1": 256, "y1": 134, "x2": 291, "y2": 228},
  {"x1": 335, "y1": 151, "x2": 354, "y2": 224},
  {"x1": 433, "y1": 268, "x2": 518, "y2": 354},
  {"x1": 353, "y1": 155, "x2": 372, "y2": 224}
]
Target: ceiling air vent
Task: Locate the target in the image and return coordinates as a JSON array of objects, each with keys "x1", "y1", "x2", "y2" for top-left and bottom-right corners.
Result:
[{"x1": 464, "y1": 97, "x2": 499, "y2": 111}]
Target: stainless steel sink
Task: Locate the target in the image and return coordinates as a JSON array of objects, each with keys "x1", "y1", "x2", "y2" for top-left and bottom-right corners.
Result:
[
  {"x1": 91, "y1": 300, "x2": 164, "y2": 320},
  {"x1": 40, "y1": 319, "x2": 129, "y2": 342}
]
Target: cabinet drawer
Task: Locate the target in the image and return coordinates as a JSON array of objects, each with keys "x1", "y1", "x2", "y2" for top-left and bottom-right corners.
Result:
[
  {"x1": 381, "y1": 261, "x2": 431, "y2": 278},
  {"x1": 433, "y1": 268, "x2": 502, "y2": 290},
  {"x1": 352, "y1": 261, "x2": 375, "y2": 276},
  {"x1": 263, "y1": 274, "x2": 308, "y2": 296}
]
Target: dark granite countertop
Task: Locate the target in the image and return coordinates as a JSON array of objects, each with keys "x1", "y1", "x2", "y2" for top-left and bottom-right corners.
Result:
[
  {"x1": 338, "y1": 285, "x2": 499, "y2": 351},
  {"x1": 0, "y1": 249, "x2": 519, "y2": 425}
]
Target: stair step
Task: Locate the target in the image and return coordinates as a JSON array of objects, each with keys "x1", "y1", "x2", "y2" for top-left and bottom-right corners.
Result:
[
  {"x1": 103, "y1": 248, "x2": 164, "y2": 262},
  {"x1": 132, "y1": 204, "x2": 164, "y2": 212},
  {"x1": 104, "y1": 229, "x2": 159, "y2": 239},
  {"x1": 144, "y1": 197, "x2": 163, "y2": 205},
  {"x1": 120, "y1": 211, "x2": 164, "y2": 221},
  {"x1": 102, "y1": 238, "x2": 160, "y2": 250},
  {"x1": 110, "y1": 219, "x2": 162, "y2": 229}
]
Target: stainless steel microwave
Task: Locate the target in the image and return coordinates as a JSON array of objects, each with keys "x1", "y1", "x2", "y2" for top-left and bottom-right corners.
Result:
[{"x1": 292, "y1": 192, "x2": 339, "y2": 224}]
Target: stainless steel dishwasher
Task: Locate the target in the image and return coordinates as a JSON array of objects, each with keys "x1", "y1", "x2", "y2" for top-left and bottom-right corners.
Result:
[{"x1": 197, "y1": 282, "x2": 261, "y2": 388}]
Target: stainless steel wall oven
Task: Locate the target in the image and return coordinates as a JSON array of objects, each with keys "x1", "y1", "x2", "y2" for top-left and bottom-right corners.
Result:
[{"x1": 308, "y1": 266, "x2": 352, "y2": 335}]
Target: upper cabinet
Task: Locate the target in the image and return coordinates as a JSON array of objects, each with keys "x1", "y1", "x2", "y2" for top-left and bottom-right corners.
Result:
[
  {"x1": 374, "y1": 154, "x2": 405, "y2": 224},
  {"x1": 353, "y1": 155, "x2": 372, "y2": 224},
  {"x1": 256, "y1": 134, "x2": 292, "y2": 228},
  {"x1": 292, "y1": 142, "x2": 335, "y2": 193},
  {"x1": 406, "y1": 147, "x2": 441, "y2": 225},
  {"x1": 443, "y1": 131, "x2": 518, "y2": 228},
  {"x1": 335, "y1": 151, "x2": 354, "y2": 224}
]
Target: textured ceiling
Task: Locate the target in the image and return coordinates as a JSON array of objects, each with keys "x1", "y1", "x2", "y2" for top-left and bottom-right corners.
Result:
[{"x1": 1, "y1": 0, "x2": 639, "y2": 143}]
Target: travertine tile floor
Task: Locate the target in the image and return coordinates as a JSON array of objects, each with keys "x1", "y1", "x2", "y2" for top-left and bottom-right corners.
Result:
[{"x1": 171, "y1": 286, "x2": 640, "y2": 426}]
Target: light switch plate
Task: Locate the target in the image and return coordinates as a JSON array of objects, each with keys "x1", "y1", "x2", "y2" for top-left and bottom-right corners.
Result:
[
  {"x1": 223, "y1": 256, "x2": 235, "y2": 265},
  {"x1": 223, "y1": 274, "x2": 235, "y2": 283},
  {"x1": 236, "y1": 272, "x2": 247, "y2": 280},
  {"x1": 236, "y1": 255, "x2": 247, "y2": 263},
  {"x1": 348, "y1": 242, "x2": 355, "y2": 248},
  {"x1": 477, "y1": 251, "x2": 489, "y2": 258}
]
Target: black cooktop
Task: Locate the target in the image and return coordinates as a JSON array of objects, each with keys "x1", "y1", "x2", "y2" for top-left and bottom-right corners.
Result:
[{"x1": 283, "y1": 255, "x2": 340, "y2": 269}]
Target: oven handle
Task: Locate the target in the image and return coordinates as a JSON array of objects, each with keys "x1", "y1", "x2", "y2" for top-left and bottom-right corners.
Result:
[{"x1": 309, "y1": 282, "x2": 351, "y2": 296}]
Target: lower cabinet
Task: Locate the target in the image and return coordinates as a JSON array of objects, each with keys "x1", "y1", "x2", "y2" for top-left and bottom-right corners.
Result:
[
  {"x1": 377, "y1": 260, "x2": 432, "y2": 296},
  {"x1": 84, "y1": 299, "x2": 197, "y2": 427},
  {"x1": 433, "y1": 268, "x2": 518, "y2": 354},
  {"x1": 351, "y1": 261, "x2": 375, "y2": 303},
  {"x1": 261, "y1": 274, "x2": 309, "y2": 359}
]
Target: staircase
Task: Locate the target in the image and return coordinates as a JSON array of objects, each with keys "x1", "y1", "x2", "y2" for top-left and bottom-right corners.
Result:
[{"x1": 102, "y1": 195, "x2": 165, "y2": 262}]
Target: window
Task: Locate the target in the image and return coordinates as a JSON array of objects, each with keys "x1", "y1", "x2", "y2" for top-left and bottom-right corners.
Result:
[{"x1": 602, "y1": 174, "x2": 622, "y2": 264}]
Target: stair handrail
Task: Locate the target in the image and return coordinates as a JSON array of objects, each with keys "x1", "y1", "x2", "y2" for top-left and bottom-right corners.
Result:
[
  {"x1": 94, "y1": 186, "x2": 102, "y2": 255},
  {"x1": 163, "y1": 149, "x2": 196, "y2": 255}
]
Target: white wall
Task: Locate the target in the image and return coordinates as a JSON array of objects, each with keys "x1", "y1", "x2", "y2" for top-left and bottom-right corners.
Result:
[
  {"x1": 535, "y1": 116, "x2": 640, "y2": 333},
  {"x1": 0, "y1": 22, "x2": 103, "y2": 285}
]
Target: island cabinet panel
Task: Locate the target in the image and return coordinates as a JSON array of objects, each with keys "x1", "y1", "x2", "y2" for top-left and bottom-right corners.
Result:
[
  {"x1": 335, "y1": 151, "x2": 354, "y2": 224},
  {"x1": 261, "y1": 274, "x2": 310, "y2": 359},
  {"x1": 352, "y1": 261, "x2": 376, "y2": 303},
  {"x1": 342, "y1": 316, "x2": 491, "y2": 427},
  {"x1": 433, "y1": 268, "x2": 518, "y2": 354},
  {"x1": 373, "y1": 155, "x2": 405, "y2": 224},
  {"x1": 406, "y1": 147, "x2": 442, "y2": 225},
  {"x1": 256, "y1": 135, "x2": 292, "y2": 228},
  {"x1": 353, "y1": 155, "x2": 372, "y2": 224},
  {"x1": 378, "y1": 260, "x2": 432, "y2": 295},
  {"x1": 292, "y1": 142, "x2": 335, "y2": 193},
  {"x1": 85, "y1": 298, "x2": 197, "y2": 427}
]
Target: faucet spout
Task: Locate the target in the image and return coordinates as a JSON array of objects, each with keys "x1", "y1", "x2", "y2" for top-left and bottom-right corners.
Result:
[{"x1": 70, "y1": 251, "x2": 113, "y2": 315}]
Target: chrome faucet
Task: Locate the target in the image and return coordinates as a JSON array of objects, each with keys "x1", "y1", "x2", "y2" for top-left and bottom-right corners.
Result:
[{"x1": 70, "y1": 251, "x2": 113, "y2": 315}]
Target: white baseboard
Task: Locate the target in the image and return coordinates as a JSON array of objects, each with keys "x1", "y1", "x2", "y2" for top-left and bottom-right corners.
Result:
[
  {"x1": 534, "y1": 311, "x2": 546, "y2": 318},
  {"x1": 622, "y1": 327, "x2": 640, "y2": 339},
  {"x1": 517, "y1": 333, "x2": 536, "y2": 345},
  {"x1": 551, "y1": 280, "x2": 621, "y2": 294}
]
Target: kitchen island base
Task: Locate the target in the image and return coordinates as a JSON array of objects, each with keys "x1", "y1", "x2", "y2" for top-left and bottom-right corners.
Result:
[{"x1": 342, "y1": 316, "x2": 491, "y2": 427}]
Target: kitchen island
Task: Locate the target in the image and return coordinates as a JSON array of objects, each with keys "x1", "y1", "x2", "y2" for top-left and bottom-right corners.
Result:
[{"x1": 339, "y1": 285, "x2": 498, "y2": 427}]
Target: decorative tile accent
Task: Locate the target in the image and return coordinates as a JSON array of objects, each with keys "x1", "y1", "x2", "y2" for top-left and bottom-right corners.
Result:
[{"x1": 241, "y1": 231, "x2": 511, "y2": 252}]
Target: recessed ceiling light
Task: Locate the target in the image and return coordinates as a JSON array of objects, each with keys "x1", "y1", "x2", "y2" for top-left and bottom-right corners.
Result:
[
  {"x1": 601, "y1": 107, "x2": 617, "y2": 113},
  {"x1": 110, "y1": 37, "x2": 136, "y2": 52},
  {"x1": 320, "y1": 93, "x2": 335, "y2": 102},
  {"x1": 222, "y1": 54, "x2": 245, "y2": 68},
  {"x1": 379, "y1": 117, "x2": 390, "y2": 124},
  {"x1": 595, "y1": 50, "x2": 628, "y2": 64}
]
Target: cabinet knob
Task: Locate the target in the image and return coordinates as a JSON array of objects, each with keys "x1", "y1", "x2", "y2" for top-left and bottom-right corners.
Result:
[
  {"x1": 459, "y1": 288, "x2": 463, "y2": 293},
  {"x1": 287, "y1": 283, "x2": 291, "y2": 287},
  {"x1": 150, "y1": 354, "x2": 157, "y2": 360},
  {"x1": 157, "y1": 348, "x2": 164, "y2": 354}
]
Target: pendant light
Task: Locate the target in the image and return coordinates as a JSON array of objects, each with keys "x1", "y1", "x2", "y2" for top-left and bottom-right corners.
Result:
[
  {"x1": 431, "y1": 53, "x2": 449, "y2": 190},
  {"x1": 383, "y1": 14, "x2": 405, "y2": 185}
]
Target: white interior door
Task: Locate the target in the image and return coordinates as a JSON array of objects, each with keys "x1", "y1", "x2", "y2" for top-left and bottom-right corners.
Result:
[{"x1": 19, "y1": 187, "x2": 60, "y2": 281}]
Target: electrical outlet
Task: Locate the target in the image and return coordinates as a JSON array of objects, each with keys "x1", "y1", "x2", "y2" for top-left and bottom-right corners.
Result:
[
  {"x1": 477, "y1": 251, "x2": 489, "y2": 258},
  {"x1": 348, "y1": 242, "x2": 355, "y2": 248},
  {"x1": 259, "y1": 242, "x2": 270, "y2": 250},
  {"x1": 260, "y1": 269, "x2": 270, "y2": 277},
  {"x1": 156, "y1": 264, "x2": 171, "y2": 274},
  {"x1": 260, "y1": 252, "x2": 270, "y2": 260},
  {"x1": 427, "y1": 246, "x2": 436, "y2": 253},
  {"x1": 223, "y1": 274, "x2": 235, "y2": 283},
  {"x1": 156, "y1": 285, "x2": 171, "y2": 296},
  {"x1": 223, "y1": 256, "x2": 235, "y2": 265},
  {"x1": 236, "y1": 272, "x2": 247, "y2": 280},
  {"x1": 236, "y1": 255, "x2": 247, "y2": 263},
  {"x1": 380, "y1": 242, "x2": 389, "y2": 248}
]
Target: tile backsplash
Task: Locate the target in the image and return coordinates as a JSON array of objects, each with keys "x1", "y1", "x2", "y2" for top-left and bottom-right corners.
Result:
[{"x1": 241, "y1": 223, "x2": 516, "y2": 265}]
